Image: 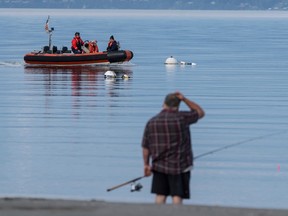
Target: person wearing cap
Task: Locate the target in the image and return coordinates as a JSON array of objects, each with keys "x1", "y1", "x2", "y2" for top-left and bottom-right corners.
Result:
[
  {"x1": 106, "y1": 35, "x2": 119, "y2": 52},
  {"x1": 141, "y1": 92, "x2": 205, "y2": 204},
  {"x1": 71, "y1": 32, "x2": 84, "y2": 54}
]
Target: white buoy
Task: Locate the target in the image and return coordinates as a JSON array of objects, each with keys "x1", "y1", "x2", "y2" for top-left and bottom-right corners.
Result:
[
  {"x1": 121, "y1": 74, "x2": 130, "y2": 79},
  {"x1": 104, "y1": 70, "x2": 116, "y2": 79},
  {"x1": 165, "y1": 56, "x2": 178, "y2": 65}
]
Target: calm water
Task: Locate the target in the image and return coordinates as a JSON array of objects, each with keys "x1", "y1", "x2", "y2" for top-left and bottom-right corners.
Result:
[{"x1": 0, "y1": 9, "x2": 288, "y2": 208}]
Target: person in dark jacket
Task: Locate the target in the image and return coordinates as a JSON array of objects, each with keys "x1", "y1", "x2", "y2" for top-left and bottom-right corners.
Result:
[
  {"x1": 71, "y1": 32, "x2": 84, "y2": 54},
  {"x1": 142, "y1": 92, "x2": 205, "y2": 205},
  {"x1": 106, "y1": 35, "x2": 119, "y2": 51}
]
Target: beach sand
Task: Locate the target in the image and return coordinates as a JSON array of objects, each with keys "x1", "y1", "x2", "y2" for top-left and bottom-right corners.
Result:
[{"x1": 0, "y1": 197, "x2": 287, "y2": 216}]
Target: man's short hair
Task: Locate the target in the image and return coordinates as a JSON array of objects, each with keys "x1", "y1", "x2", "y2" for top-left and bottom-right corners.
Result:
[{"x1": 164, "y1": 93, "x2": 181, "y2": 108}]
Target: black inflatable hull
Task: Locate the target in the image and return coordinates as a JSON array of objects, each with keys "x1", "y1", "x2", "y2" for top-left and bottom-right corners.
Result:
[{"x1": 24, "y1": 50, "x2": 133, "y2": 66}]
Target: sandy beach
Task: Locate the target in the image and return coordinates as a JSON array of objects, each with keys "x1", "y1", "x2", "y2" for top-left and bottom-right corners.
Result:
[{"x1": 0, "y1": 197, "x2": 287, "y2": 216}]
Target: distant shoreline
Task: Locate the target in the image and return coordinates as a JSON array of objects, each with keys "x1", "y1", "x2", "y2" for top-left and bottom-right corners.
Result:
[{"x1": 1, "y1": 8, "x2": 288, "y2": 19}]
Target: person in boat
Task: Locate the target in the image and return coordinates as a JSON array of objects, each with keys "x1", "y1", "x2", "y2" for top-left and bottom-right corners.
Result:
[
  {"x1": 71, "y1": 32, "x2": 84, "y2": 54},
  {"x1": 88, "y1": 40, "x2": 99, "y2": 53},
  {"x1": 106, "y1": 35, "x2": 119, "y2": 52},
  {"x1": 141, "y1": 92, "x2": 205, "y2": 205}
]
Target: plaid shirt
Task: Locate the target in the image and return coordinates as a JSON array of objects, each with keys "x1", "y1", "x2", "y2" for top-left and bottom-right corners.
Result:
[{"x1": 142, "y1": 109, "x2": 199, "y2": 175}]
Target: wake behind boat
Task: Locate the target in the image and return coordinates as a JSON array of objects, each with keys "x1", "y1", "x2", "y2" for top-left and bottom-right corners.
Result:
[{"x1": 24, "y1": 16, "x2": 133, "y2": 66}]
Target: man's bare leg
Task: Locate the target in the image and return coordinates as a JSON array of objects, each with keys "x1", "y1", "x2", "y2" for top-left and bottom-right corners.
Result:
[
  {"x1": 155, "y1": 195, "x2": 167, "y2": 204},
  {"x1": 172, "y1": 196, "x2": 182, "y2": 204}
]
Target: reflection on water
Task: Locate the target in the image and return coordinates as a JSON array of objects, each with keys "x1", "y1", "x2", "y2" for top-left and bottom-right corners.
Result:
[
  {"x1": 24, "y1": 64, "x2": 133, "y2": 74},
  {"x1": 24, "y1": 65, "x2": 133, "y2": 94},
  {"x1": 24, "y1": 65, "x2": 133, "y2": 77},
  {"x1": 24, "y1": 65, "x2": 134, "y2": 113},
  {"x1": 164, "y1": 64, "x2": 177, "y2": 73}
]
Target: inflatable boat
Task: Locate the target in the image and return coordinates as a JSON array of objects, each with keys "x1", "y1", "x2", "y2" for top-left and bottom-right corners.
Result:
[
  {"x1": 24, "y1": 16, "x2": 133, "y2": 66},
  {"x1": 24, "y1": 49, "x2": 134, "y2": 66}
]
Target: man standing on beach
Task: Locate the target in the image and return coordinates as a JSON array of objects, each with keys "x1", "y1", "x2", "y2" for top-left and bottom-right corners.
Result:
[{"x1": 141, "y1": 92, "x2": 205, "y2": 204}]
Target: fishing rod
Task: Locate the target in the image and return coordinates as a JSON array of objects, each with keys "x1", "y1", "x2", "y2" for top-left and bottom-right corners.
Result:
[
  {"x1": 106, "y1": 130, "x2": 287, "y2": 192},
  {"x1": 106, "y1": 176, "x2": 144, "y2": 192}
]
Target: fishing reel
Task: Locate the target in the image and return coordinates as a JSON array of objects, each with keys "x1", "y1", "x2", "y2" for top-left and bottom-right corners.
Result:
[{"x1": 130, "y1": 182, "x2": 143, "y2": 192}]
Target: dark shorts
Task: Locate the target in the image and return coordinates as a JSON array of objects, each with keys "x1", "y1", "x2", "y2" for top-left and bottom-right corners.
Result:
[{"x1": 151, "y1": 171, "x2": 191, "y2": 199}]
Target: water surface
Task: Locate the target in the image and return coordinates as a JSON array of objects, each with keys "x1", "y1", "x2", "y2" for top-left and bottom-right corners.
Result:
[{"x1": 0, "y1": 9, "x2": 287, "y2": 208}]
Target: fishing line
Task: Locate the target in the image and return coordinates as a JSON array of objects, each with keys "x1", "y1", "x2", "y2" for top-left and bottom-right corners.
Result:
[
  {"x1": 194, "y1": 129, "x2": 287, "y2": 160},
  {"x1": 107, "y1": 129, "x2": 287, "y2": 192},
  {"x1": 183, "y1": 129, "x2": 288, "y2": 172}
]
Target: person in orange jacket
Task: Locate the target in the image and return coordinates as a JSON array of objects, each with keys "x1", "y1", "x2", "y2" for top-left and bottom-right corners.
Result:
[
  {"x1": 71, "y1": 32, "x2": 84, "y2": 54},
  {"x1": 88, "y1": 40, "x2": 99, "y2": 53}
]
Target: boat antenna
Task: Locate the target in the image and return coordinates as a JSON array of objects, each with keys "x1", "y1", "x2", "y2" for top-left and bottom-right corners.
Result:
[{"x1": 45, "y1": 15, "x2": 54, "y2": 51}]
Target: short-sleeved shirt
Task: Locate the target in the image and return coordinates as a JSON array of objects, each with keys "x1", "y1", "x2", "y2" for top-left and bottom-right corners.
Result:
[{"x1": 142, "y1": 109, "x2": 199, "y2": 175}]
